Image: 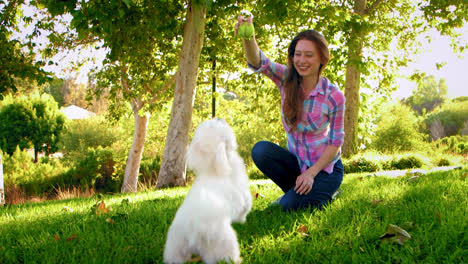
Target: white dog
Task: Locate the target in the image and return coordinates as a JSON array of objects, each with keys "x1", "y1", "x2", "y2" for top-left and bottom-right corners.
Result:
[{"x1": 164, "y1": 118, "x2": 252, "y2": 264}]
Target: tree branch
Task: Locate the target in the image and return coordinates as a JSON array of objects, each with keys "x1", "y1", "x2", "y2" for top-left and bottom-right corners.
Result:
[
  {"x1": 148, "y1": 73, "x2": 177, "y2": 105},
  {"x1": 365, "y1": 0, "x2": 386, "y2": 15},
  {"x1": 120, "y1": 66, "x2": 131, "y2": 95}
]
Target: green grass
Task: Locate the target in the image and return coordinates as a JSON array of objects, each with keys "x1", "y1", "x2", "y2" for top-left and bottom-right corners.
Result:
[{"x1": 1, "y1": 167, "x2": 467, "y2": 263}]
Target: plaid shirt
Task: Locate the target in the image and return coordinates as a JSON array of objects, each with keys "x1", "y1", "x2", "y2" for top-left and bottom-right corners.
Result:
[{"x1": 249, "y1": 50, "x2": 345, "y2": 174}]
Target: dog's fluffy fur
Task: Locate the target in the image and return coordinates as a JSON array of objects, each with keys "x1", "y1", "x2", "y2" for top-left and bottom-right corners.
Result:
[{"x1": 164, "y1": 118, "x2": 252, "y2": 264}]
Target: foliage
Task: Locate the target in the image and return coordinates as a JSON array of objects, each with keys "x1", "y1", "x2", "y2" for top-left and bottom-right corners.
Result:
[
  {"x1": 0, "y1": 93, "x2": 66, "y2": 161},
  {"x1": 0, "y1": 0, "x2": 51, "y2": 98},
  {"x1": 420, "y1": 0, "x2": 468, "y2": 36},
  {"x1": 371, "y1": 103, "x2": 426, "y2": 153},
  {"x1": 138, "y1": 157, "x2": 161, "y2": 186},
  {"x1": 389, "y1": 155, "x2": 424, "y2": 170},
  {"x1": 343, "y1": 152, "x2": 427, "y2": 173},
  {"x1": 343, "y1": 155, "x2": 381, "y2": 173},
  {"x1": 0, "y1": 96, "x2": 35, "y2": 155},
  {"x1": 2, "y1": 147, "x2": 67, "y2": 196},
  {"x1": 424, "y1": 100, "x2": 468, "y2": 137},
  {"x1": 433, "y1": 135, "x2": 468, "y2": 155},
  {"x1": 41, "y1": 0, "x2": 186, "y2": 118},
  {"x1": 403, "y1": 75, "x2": 448, "y2": 114},
  {"x1": 29, "y1": 93, "x2": 66, "y2": 157},
  {"x1": 59, "y1": 116, "x2": 119, "y2": 159},
  {"x1": 56, "y1": 146, "x2": 123, "y2": 193}
]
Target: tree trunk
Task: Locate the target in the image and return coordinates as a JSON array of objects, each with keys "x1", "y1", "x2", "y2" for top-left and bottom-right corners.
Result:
[
  {"x1": 342, "y1": 0, "x2": 366, "y2": 157},
  {"x1": 34, "y1": 147, "x2": 38, "y2": 163},
  {"x1": 157, "y1": 1, "x2": 207, "y2": 188},
  {"x1": 0, "y1": 153, "x2": 4, "y2": 205},
  {"x1": 121, "y1": 99, "x2": 149, "y2": 193}
]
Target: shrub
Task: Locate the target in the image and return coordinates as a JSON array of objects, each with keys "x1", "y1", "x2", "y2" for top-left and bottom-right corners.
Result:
[
  {"x1": 59, "y1": 116, "x2": 119, "y2": 158},
  {"x1": 436, "y1": 158, "x2": 451, "y2": 166},
  {"x1": 139, "y1": 156, "x2": 161, "y2": 186},
  {"x1": 3, "y1": 147, "x2": 68, "y2": 197},
  {"x1": 433, "y1": 135, "x2": 468, "y2": 155},
  {"x1": 390, "y1": 155, "x2": 423, "y2": 170},
  {"x1": 371, "y1": 103, "x2": 426, "y2": 153},
  {"x1": 343, "y1": 156, "x2": 381, "y2": 173},
  {"x1": 54, "y1": 147, "x2": 123, "y2": 193}
]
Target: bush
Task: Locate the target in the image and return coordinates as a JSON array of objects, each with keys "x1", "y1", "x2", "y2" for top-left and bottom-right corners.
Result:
[
  {"x1": 433, "y1": 135, "x2": 468, "y2": 155},
  {"x1": 54, "y1": 147, "x2": 123, "y2": 193},
  {"x1": 389, "y1": 155, "x2": 424, "y2": 170},
  {"x1": 59, "y1": 116, "x2": 119, "y2": 158},
  {"x1": 343, "y1": 156, "x2": 381, "y2": 173},
  {"x1": 139, "y1": 156, "x2": 161, "y2": 186},
  {"x1": 436, "y1": 158, "x2": 451, "y2": 166},
  {"x1": 371, "y1": 103, "x2": 426, "y2": 153},
  {"x1": 3, "y1": 147, "x2": 68, "y2": 197}
]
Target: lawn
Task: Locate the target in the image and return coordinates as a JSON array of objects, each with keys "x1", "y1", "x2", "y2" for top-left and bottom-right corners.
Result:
[{"x1": 0, "y1": 167, "x2": 467, "y2": 263}]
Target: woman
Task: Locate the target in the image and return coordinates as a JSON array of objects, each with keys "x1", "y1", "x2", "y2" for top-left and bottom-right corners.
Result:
[{"x1": 236, "y1": 15, "x2": 346, "y2": 211}]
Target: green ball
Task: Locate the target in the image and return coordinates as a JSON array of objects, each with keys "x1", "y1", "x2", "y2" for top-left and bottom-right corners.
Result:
[{"x1": 238, "y1": 23, "x2": 254, "y2": 39}]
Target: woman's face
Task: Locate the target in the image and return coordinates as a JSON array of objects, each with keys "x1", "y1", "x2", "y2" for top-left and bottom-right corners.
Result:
[{"x1": 293, "y1": 39, "x2": 321, "y2": 80}]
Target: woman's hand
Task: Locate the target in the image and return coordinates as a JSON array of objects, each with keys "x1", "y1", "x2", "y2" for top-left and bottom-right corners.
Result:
[
  {"x1": 294, "y1": 170, "x2": 317, "y2": 195},
  {"x1": 235, "y1": 11, "x2": 254, "y2": 39}
]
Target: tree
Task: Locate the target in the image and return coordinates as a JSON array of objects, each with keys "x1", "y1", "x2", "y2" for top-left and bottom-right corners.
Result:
[
  {"x1": 42, "y1": 0, "x2": 187, "y2": 192},
  {"x1": 156, "y1": 1, "x2": 208, "y2": 188},
  {"x1": 0, "y1": 93, "x2": 65, "y2": 162},
  {"x1": 29, "y1": 93, "x2": 66, "y2": 161},
  {"x1": 404, "y1": 75, "x2": 448, "y2": 114},
  {"x1": 0, "y1": 98, "x2": 35, "y2": 155},
  {"x1": 0, "y1": 0, "x2": 50, "y2": 98}
]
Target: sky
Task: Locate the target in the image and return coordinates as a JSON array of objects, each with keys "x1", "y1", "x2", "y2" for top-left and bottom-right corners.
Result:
[{"x1": 394, "y1": 26, "x2": 468, "y2": 99}]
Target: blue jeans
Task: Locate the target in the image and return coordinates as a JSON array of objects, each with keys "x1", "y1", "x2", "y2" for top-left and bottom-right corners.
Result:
[{"x1": 251, "y1": 141, "x2": 343, "y2": 211}]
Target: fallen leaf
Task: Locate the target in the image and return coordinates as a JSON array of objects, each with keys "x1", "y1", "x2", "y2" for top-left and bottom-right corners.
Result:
[
  {"x1": 251, "y1": 192, "x2": 264, "y2": 199},
  {"x1": 92, "y1": 201, "x2": 109, "y2": 215},
  {"x1": 66, "y1": 234, "x2": 77, "y2": 241},
  {"x1": 297, "y1": 224, "x2": 308, "y2": 236},
  {"x1": 379, "y1": 224, "x2": 411, "y2": 245},
  {"x1": 53, "y1": 234, "x2": 60, "y2": 241},
  {"x1": 62, "y1": 206, "x2": 73, "y2": 212},
  {"x1": 436, "y1": 212, "x2": 441, "y2": 223},
  {"x1": 105, "y1": 218, "x2": 115, "y2": 224},
  {"x1": 371, "y1": 199, "x2": 383, "y2": 205}
]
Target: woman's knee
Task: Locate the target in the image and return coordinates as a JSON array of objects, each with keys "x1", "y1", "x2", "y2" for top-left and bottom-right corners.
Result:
[{"x1": 251, "y1": 141, "x2": 271, "y2": 163}]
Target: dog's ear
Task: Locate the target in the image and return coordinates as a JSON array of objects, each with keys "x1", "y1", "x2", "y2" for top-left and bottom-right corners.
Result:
[{"x1": 214, "y1": 141, "x2": 231, "y2": 175}]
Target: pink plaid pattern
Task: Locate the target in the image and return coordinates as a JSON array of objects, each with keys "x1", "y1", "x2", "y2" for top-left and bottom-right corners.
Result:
[{"x1": 248, "y1": 51, "x2": 345, "y2": 173}]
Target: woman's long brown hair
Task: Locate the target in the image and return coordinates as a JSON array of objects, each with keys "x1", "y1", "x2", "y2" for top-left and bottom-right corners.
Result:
[{"x1": 283, "y1": 30, "x2": 330, "y2": 129}]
